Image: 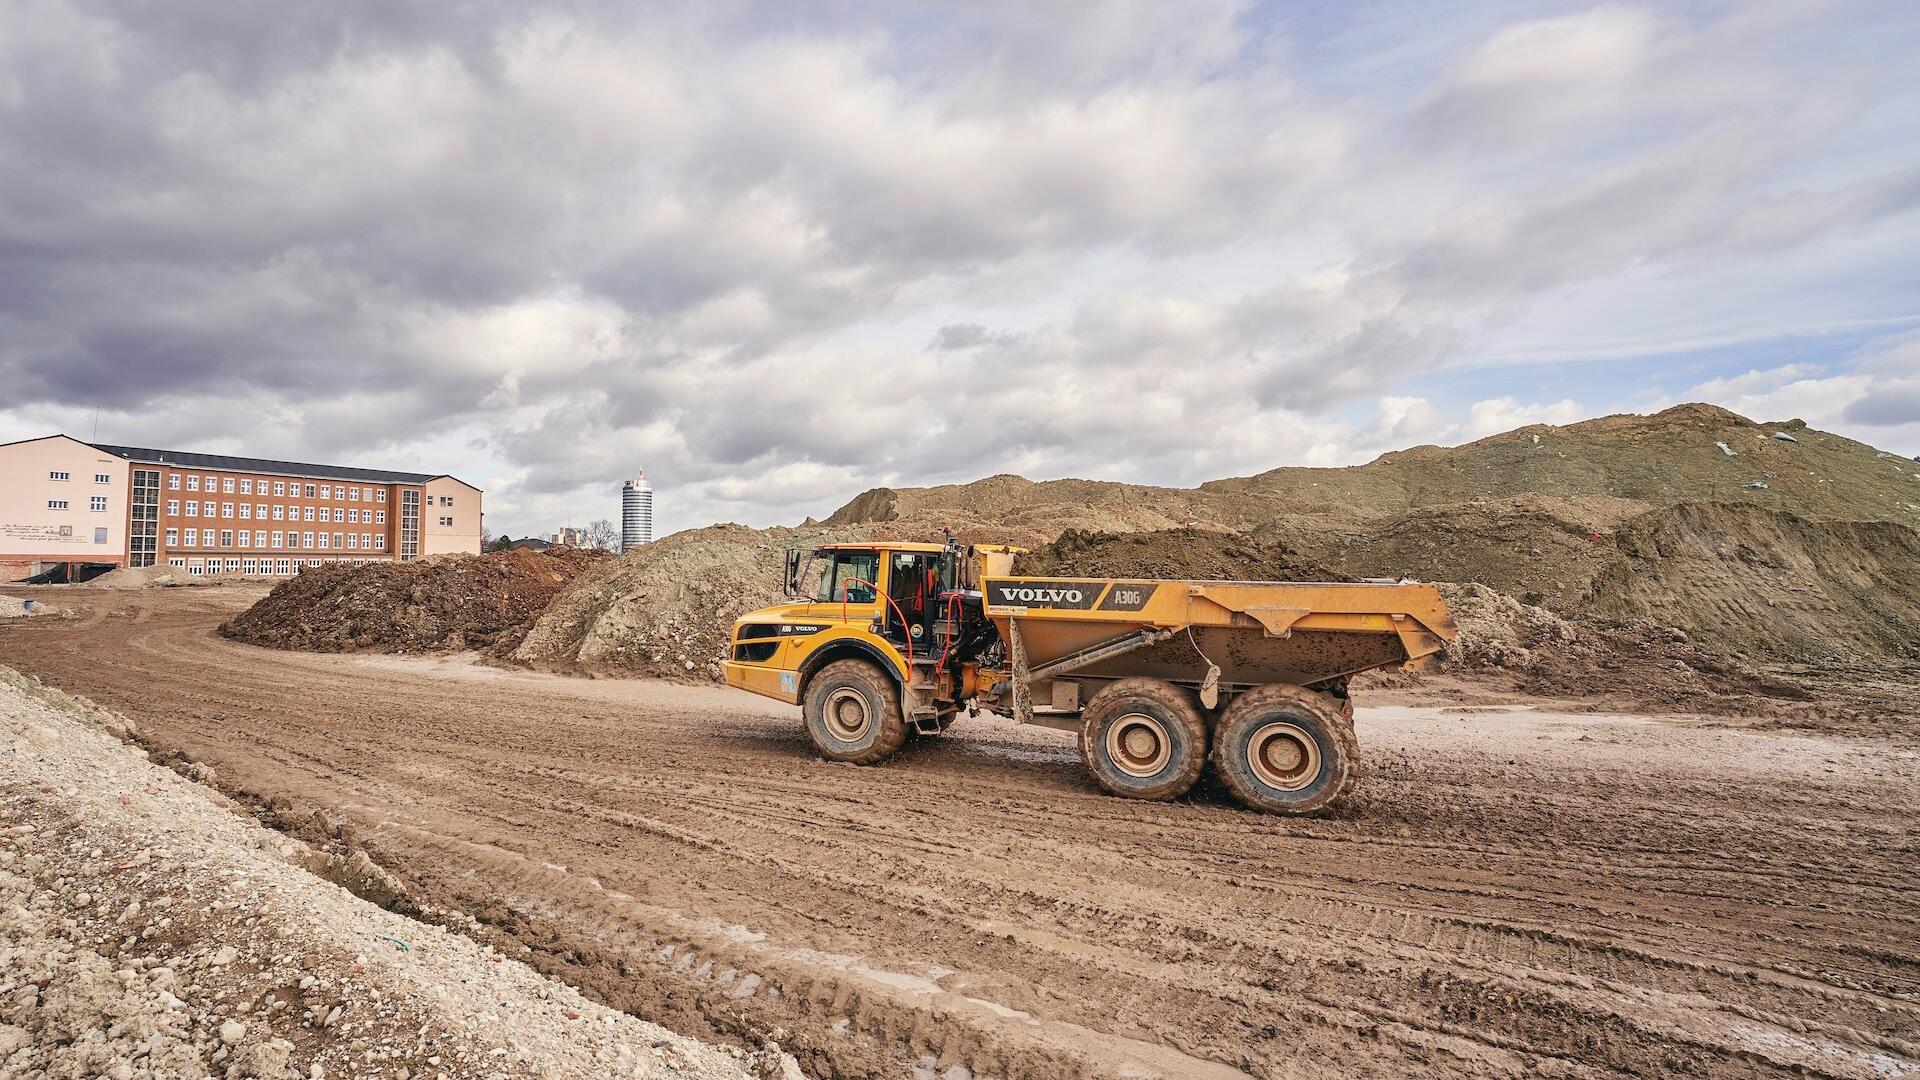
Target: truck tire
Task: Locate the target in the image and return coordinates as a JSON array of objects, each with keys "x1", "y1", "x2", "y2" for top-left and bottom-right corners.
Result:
[
  {"x1": 1079, "y1": 678, "x2": 1208, "y2": 801},
  {"x1": 803, "y1": 659, "x2": 908, "y2": 765},
  {"x1": 1212, "y1": 684, "x2": 1355, "y2": 815}
]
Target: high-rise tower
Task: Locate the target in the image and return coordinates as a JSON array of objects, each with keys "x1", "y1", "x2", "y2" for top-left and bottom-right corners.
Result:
[{"x1": 621, "y1": 471, "x2": 653, "y2": 552}]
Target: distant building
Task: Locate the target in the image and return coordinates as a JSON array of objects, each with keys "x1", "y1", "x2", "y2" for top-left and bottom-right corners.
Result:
[
  {"x1": 0, "y1": 434, "x2": 482, "y2": 582},
  {"x1": 551, "y1": 526, "x2": 586, "y2": 547},
  {"x1": 510, "y1": 537, "x2": 552, "y2": 551},
  {"x1": 622, "y1": 471, "x2": 653, "y2": 552}
]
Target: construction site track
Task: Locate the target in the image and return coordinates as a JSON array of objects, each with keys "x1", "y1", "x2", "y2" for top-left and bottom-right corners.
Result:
[{"x1": 3, "y1": 587, "x2": 1917, "y2": 1079}]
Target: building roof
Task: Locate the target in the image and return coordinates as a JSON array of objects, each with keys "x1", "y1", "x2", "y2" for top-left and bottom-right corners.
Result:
[
  {"x1": 89, "y1": 442, "x2": 458, "y2": 487},
  {"x1": 509, "y1": 537, "x2": 552, "y2": 550}
]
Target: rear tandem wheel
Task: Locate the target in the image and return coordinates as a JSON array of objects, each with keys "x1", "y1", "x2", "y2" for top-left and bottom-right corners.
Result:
[
  {"x1": 1211, "y1": 683, "x2": 1357, "y2": 815},
  {"x1": 1078, "y1": 678, "x2": 1209, "y2": 801}
]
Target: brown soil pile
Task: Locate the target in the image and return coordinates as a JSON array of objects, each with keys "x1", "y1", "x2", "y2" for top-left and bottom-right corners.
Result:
[
  {"x1": 1013, "y1": 527, "x2": 1349, "y2": 581},
  {"x1": 1586, "y1": 502, "x2": 1920, "y2": 663},
  {"x1": 220, "y1": 547, "x2": 611, "y2": 656}
]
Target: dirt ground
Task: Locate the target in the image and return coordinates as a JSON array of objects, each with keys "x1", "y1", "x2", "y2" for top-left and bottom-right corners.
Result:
[{"x1": 3, "y1": 587, "x2": 1917, "y2": 1079}]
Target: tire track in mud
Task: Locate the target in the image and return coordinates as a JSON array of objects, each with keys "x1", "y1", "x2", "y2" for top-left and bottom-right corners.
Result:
[{"x1": 2, "y1": 589, "x2": 1918, "y2": 1079}]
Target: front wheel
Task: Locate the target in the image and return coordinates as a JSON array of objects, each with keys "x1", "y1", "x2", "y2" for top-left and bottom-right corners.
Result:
[
  {"x1": 803, "y1": 659, "x2": 908, "y2": 764},
  {"x1": 1212, "y1": 684, "x2": 1355, "y2": 815},
  {"x1": 1079, "y1": 678, "x2": 1209, "y2": 801}
]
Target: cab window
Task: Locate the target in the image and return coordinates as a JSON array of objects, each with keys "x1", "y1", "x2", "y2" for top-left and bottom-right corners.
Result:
[{"x1": 825, "y1": 550, "x2": 880, "y2": 603}]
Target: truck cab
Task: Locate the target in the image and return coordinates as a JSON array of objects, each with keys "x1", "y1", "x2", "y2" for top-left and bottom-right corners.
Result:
[{"x1": 723, "y1": 541, "x2": 975, "y2": 710}]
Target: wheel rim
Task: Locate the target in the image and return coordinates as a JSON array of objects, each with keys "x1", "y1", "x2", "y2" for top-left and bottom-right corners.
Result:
[
  {"x1": 1247, "y1": 722, "x2": 1321, "y2": 791},
  {"x1": 1106, "y1": 712, "x2": 1172, "y2": 777},
  {"x1": 824, "y1": 687, "x2": 872, "y2": 742}
]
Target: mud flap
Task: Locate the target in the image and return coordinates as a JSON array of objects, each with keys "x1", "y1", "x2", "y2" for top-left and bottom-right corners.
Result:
[{"x1": 1009, "y1": 618, "x2": 1033, "y2": 726}]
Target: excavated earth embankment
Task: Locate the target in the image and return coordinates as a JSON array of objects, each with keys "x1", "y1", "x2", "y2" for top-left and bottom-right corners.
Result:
[
  {"x1": 220, "y1": 547, "x2": 611, "y2": 656},
  {"x1": 225, "y1": 404, "x2": 1920, "y2": 730}
]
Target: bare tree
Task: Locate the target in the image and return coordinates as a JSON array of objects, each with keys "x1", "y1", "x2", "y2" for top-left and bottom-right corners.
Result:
[{"x1": 585, "y1": 518, "x2": 620, "y2": 552}]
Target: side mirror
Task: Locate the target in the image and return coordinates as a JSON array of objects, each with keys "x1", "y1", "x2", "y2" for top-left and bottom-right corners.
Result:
[{"x1": 783, "y1": 548, "x2": 801, "y2": 596}]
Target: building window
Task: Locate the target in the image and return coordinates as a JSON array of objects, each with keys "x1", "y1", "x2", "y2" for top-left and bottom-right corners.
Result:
[
  {"x1": 270, "y1": 531, "x2": 282, "y2": 548},
  {"x1": 271, "y1": 505, "x2": 283, "y2": 520},
  {"x1": 303, "y1": 484, "x2": 315, "y2": 498},
  {"x1": 399, "y1": 489, "x2": 420, "y2": 559},
  {"x1": 347, "y1": 509, "x2": 358, "y2": 523},
  {"x1": 48, "y1": 470, "x2": 69, "y2": 481},
  {"x1": 273, "y1": 481, "x2": 285, "y2": 496},
  {"x1": 94, "y1": 473, "x2": 110, "y2": 484},
  {"x1": 166, "y1": 500, "x2": 179, "y2": 515},
  {"x1": 169, "y1": 557, "x2": 184, "y2": 568},
  {"x1": 243, "y1": 558, "x2": 257, "y2": 574},
  {"x1": 238, "y1": 504, "x2": 251, "y2": 519},
  {"x1": 275, "y1": 558, "x2": 290, "y2": 574},
  {"x1": 222, "y1": 478, "x2": 235, "y2": 493},
  {"x1": 225, "y1": 557, "x2": 240, "y2": 572},
  {"x1": 187, "y1": 560, "x2": 203, "y2": 577},
  {"x1": 222, "y1": 502, "x2": 234, "y2": 517},
  {"x1": 203, "y1": 475, "x2": 215, "y2": 490},
  {"x1": 322, "y1": 484, "x2": 333, "y2": 499},
  {"x1": 184, "y1": 528, "x2": 198, "y2": 545},
  {"x1": 375, "y1": 510, "x2": 386, "y2": 524},
  {"x1": 346, "y1": 533, "x2": 358, "y2": 549},
  {"x1": 184, "y1": 501, "x2": 197, "y2": 516},
  {"x1": 167, "y1": 474, "x2": 180, "y2": 490},
  {"x1": 439, "y1": 515, "x2": 454, "y2": 526},
  {"x1": 317, "y1": 532, "x2": 330, "y2": 549},
  {"x1": 304, "y1": 531, "x2": 316, "y2": 548},
  {"x1": 376, "y1": 489, "x2": 386, "y2": 502},
  {"x1": 165, "y1": 528, "x2": 178, "y2": 545},
  {"x1": 186, "y1": 476, "x2": 198, "y2": 491},
  {"x1": 129, "y1": 469, "x2": 159, "y2": 565},
  {"x1": 47, "y1": 499, "x2": 68, "y2": 509},
  {"x1": 94, "y1": 527, "x2": 108, "y2": 543},
  {"x1": 239, "y1": 479, "x2": 251, "y2": 494},
  {"x1": 374, "y1": 535, "x2": 385, "y2": 550},
  {"x1": 219, "y1": 529, "x2": 233, "y2": 547},
  {"x1": 256, "y1": 502, "x2": 267, "y2": 518},
  {"x1": 90, "y1": 496, "x2": 108, "y2": 511},
  {"x1": 361, "y1": 532, "x2": 372, "y2": 549},
  {"x1": 237, "y1": 530, "x2": 250, "y2": 547},
  {"x1": 348, "y1": 487, "x2": 360, "y2": 501},
  {"x1": 329, "y1": 507, "x2": 340, "y2": 522}
]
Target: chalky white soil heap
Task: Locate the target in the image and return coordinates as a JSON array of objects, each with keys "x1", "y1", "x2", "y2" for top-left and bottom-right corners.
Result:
[{"x1": 0, "y1": 667, "x2": 798, "y2": 1080}]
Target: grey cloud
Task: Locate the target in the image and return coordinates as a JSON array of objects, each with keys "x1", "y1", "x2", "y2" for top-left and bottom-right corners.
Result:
[
  {"x1": 926, "y1": 324, "x2": 1017, "y2": 352},
  {"x1": 1843, "y1": 381, "x2": 1920, "y2": 427},
  {"x1": 0, "y1": 1, "x2": 1914, "y2": 540}
]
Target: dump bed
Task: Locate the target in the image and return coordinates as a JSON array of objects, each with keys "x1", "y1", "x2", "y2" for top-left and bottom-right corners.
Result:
[{"x1": 981, "y1": 576, "x2": 1457, "y2": 688}]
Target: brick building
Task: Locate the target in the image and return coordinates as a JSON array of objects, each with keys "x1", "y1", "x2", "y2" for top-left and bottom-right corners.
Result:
[{"x1": 1, "y1": 435, "x2": 482, "y2": 581}]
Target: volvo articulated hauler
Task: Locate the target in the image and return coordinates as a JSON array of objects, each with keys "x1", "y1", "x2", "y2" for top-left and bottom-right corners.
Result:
[{"x1": 722, "y1": 538, "x2": 1457, "y2": 814}]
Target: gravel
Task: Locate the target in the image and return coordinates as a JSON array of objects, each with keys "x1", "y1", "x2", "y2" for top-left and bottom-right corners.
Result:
[{"x1": 0, "y1": 665, "x2": 799, "y2": 1080}]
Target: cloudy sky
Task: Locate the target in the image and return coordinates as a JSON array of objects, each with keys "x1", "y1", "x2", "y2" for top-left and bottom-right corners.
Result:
[{"x1": 3, "y1": 1, "x2": 1917, "y2": 538}]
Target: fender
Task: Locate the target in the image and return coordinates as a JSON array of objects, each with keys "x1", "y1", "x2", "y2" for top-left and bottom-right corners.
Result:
[{"x1": 796, "y1": 636, "x2": 908, "y2": 699}]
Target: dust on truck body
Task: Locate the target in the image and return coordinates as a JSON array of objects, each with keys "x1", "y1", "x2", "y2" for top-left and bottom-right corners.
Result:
[{"x1": 722, "y1": 540, "x2": 1457, "y2": 814}]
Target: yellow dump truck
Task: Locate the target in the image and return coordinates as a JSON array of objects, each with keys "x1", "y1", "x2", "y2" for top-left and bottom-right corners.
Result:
[{"x1": 723, "y1": 539, "x2": 1456, "y2": 814}]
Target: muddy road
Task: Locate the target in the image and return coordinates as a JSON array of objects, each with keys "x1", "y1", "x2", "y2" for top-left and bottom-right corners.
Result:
[{"x1": 3, "y1": 588, "x2": 1916, "y2": 1079}]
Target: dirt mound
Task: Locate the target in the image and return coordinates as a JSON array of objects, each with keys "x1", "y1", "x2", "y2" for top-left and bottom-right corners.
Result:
[
  {"x1": 515, "y1": 525, "x2": 839, "y2": 680},
  {"x1": 1013, "y1": 527, "x2": 1349, "y2": 581},
  {"x1": 828, "y1": 404, "x2": 1920, "y2": 533},
  {"x1": 220, "y1": 547, "x2": 611, "y2": 655},
  {"x1": 75, "y1": 564, "x2": 203, "y2": 589},
  {"x1": 1587, "y1": 502, "x2": 1920, "y2": 663}
]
